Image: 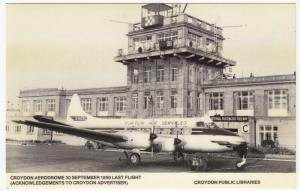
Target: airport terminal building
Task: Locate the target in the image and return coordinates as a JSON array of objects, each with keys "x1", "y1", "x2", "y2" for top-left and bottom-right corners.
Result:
[{"x1": 6, "y1": 4, "x2": 296, "y2": 149}]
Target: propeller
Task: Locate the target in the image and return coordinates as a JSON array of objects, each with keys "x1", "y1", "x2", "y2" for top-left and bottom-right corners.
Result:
[{"x1": 173, "y1": 121, "x2": 184, "y2": 161}]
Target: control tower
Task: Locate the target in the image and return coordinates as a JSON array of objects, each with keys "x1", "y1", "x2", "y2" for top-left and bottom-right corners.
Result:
[{"x1": 114, "y1": 3, "x2": 236, "y2": 118}]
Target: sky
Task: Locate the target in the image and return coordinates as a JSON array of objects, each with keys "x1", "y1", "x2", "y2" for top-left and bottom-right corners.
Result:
[{"x1": 6, "y1": 3, "x2": 296, "y2": 103}]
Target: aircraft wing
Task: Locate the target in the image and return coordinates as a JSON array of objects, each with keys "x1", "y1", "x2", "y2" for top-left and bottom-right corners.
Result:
[{"x1": 13, "y1": 120, "x2": 128, "y2": 143}]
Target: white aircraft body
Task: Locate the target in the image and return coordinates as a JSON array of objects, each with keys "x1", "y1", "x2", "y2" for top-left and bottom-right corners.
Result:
[{"x1": 14, "y1": 94, "x2": 248, "y2": 171}]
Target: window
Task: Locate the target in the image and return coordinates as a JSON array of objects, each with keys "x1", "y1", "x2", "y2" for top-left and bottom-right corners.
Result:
[
  {"x1": 144, "y1": 92, "x2": 151, "y2": 110},
  {"x1": 27, "y1": 126, "x2": 34, "y2": 134},
  {"x1": 65, "y1": 99, "x2": 71, "y2": 112},
  {"x1": 144, "y1": 67, "x2": 151, "y2": 83},
  {"x1": 33, "y1": 100, "x2": 42, "y2": 113},
  {"x1": 259, "y1": 125, "x2": 279, "y2": 145},
  {"x1": 236, "y1": 91, "x2": 254, "y2": 110},
  {"x1": 156, "y1": 91, "x2": 164, "y2": 109},
  {"x1": 132, "y1": 93, "x2": 138, "y2": 110},
  {"x1": 197, "y1": 93, "x2": 202, "y2": 111},
  {"x1": 206, "y1": 38, "x2": 216, "y2": 52},
  {"x1": 171, "y1": 91, "x2": 177, "y2": 109},
  {"x1": 188, "y1": 32, "x2": 203, "y2": 48},
  {"x1": 171, "y1": 65, "x2": 177, "y2": 81},
  {"x1": 6, "y1": 124, "x2": 9, "y2": 132},
  {"x1": 46, "y1": 99, "x2": 55, "y2": 112},
  {"x1": 15, "y1": 125, "x2": 21, "y2": 134},
  {"x1": 208, "y1": 92, "x2": 223, "y2": 110},
  {"x1": 132, "y1": 69, "x2": 139, "y2": 83},
  {"x1": 22, "y1": 100, "x2": 30, "y2": 113},
  {"x1": 81, "y1": 98, "x2": 92, "y2": 113},
  {"x1": 187, "y1": 91, "x2": 193, "y2": 110},
  {"x1": 268, "y1": 90, "x2": 288, "y2": 109},
  {"x1": 97, "y1": 97, "x2": 108, "y2": 112},
  {"x1": 197, "y1": 69, "x2": 202, "y2": 84},
  {"x1": 43, "y1": 129, "x2": 51, "y2": 135},
  {"x1": 157, "y1": 31, "x2": 178, "y2": 41},
  {"x1": 188, "y1": 67, "x2": 193, "y2": 82},
  {"x1": 116, "y1": 97, "x2": 126, "y2": 112},
  {"x1": 156, "y1": 65, "x2": 164, "y2": 82},
  {"x1": 207, "y1": 69, "x2": 212, "y2": 80}
]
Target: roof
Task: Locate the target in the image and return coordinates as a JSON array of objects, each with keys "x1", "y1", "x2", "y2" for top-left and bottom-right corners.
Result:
[
  {"x1": 142, "y1": 3, "x2": 173, "y2": 12},
  {"x1": 203, "y1": 74, "x2": 296, "y2": 88}
]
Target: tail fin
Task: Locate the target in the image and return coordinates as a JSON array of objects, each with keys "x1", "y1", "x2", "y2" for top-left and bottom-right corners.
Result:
[{"x1": 67, "y1": 94, "x2": 90, "y2": 122}]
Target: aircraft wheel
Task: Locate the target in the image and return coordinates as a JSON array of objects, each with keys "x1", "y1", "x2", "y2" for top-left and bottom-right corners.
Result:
[
  {"x1": 189, "y1": 157, "x2": 207, "y2": 171},
  {"x1": 195, "y1": 157, "x2": 208, "y2": 171},
  {"x1": 128, "y1": 153, "x2": 141, "y2": 166},
  {"x1": 235, "y1": 158, "x2": 246, "y2": 170},
  {"x1": 173, "y1": 152, "x2": 184, "y2": 162}
]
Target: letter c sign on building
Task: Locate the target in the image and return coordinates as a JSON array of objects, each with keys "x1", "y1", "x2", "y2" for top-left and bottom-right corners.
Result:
[{"x1": 242, "y1": 124, "x2": 249, "y2": 133}]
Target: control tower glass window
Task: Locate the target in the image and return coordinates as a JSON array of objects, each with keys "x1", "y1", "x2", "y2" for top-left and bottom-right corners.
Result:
[
  {"x1": 188, "y1": 32, "x2": 203, "y2": 49},
  {"x1": 157, "y1": 31, "x2": 178, "y2": 42},
  {"x1": 206, "y1": 38, "x2": 216, "y2": 52}
]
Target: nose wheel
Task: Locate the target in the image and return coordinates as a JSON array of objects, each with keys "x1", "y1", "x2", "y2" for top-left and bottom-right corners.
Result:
[
  {"x1": 173, "y1": 152, "x2": 184, "y2": 162},
  {"x1": 187, "y1": 154, "x2": 208, "y2": 171},
  {"x1": 235, "y1": 157, "x2": 246, "y2": 170},
  {"x1": 128, "y1": 153, "x2": 141, "y2": 166},
  {"x1": 235, "y1": 143, "x2": 248, "y2": 170}
]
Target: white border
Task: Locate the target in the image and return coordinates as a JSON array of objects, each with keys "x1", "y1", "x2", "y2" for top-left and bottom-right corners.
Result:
[{"x1": 0, "y1": 1, "x2": 298, "y2": 191}]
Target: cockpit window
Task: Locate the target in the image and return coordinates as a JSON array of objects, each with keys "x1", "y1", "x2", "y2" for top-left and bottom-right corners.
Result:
[
  {"x1": 196, "y1": 121, "x2": 219, "y2": 129},
  {"x1": 206, "y1": 122, "x2": 219, "y2": 129},
  {"x1": 196, "y1": 121, "x2": 205, "y2": 127}
]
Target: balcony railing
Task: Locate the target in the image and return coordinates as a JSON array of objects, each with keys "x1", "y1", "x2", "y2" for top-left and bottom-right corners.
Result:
[
  {"x1": 129, "y1": 13, "x2": 222, "y2": 36},
  {"x1": 124, "y1": 38, "x2": 220, "y2": 56},
  {"x1": 204, "y1": 74, "x2": 296, "y2": 86}
]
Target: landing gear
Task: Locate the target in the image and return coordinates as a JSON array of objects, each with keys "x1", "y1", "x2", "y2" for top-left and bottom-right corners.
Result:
[
  {"x1": 129, "y1": 153, "x2": 141, "y2": 166},
  {"x1": 123, "y1": 151, "x2": 141, "y2": 166},
  {"x1": 235, "y1": 157, "x2": 246, "y2": 170},
  {"x1": 235, "y1": 143, "x2": 248, "y2": 170},
  {"x1": 187, "y1": 154, "x2": 208, "y2": 171},
  {"x1": 173, "y1": 152, "x2": 184, "y2": 162}
]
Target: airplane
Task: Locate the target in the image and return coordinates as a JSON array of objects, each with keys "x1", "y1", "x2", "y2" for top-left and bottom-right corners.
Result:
[{"x1": 13, "y1": 94, "x2": 248, "y2": 171}]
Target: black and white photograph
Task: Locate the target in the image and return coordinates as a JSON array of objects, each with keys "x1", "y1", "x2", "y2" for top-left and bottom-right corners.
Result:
[{"x1": 4, "y1": 2, "x2": 297, "y2": 188}]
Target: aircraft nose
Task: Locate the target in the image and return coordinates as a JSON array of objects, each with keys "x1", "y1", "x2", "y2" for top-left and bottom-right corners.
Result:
[{"x1": 234, "y1": 135, "x2": 247, "y2": 145}]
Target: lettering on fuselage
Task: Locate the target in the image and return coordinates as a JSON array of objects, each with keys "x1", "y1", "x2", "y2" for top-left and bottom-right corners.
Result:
[
  {"x1": 123, "y1": 120, "x2": 188, "y2": 127},
  {"x1": 70, "y1": 116, "x2": 87, "y2": 121}
]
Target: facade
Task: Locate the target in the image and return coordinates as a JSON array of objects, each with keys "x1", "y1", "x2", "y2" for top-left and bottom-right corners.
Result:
[
  {"x1": 7, "y1": 4, "x2": 296, "y2": 149},
  {"x1": 6, "y1": 102, "x2": 52, "y2": 142}
]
